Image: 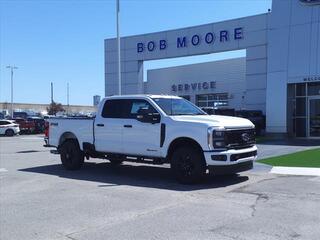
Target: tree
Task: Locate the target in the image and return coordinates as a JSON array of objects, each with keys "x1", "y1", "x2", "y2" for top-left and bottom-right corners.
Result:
[{"x1": 47, "y1": 101, "x2": 65, "y2": 115}]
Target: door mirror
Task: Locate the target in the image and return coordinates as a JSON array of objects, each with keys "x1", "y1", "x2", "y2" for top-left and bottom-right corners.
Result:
[{"x1": 136, "y1": 108, "x2": 160, "y2": 124}]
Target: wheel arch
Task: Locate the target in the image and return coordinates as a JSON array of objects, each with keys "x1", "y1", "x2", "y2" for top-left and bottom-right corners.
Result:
[
  {"x1": 59, "y1": 132, "x2": 79, "y2": 148},
  {"x1": 166, "y1": 137, "x2": 204, "y2": 161},
  {"x1": 5, "y1": 128, "x2": 15, "y2": 135}
]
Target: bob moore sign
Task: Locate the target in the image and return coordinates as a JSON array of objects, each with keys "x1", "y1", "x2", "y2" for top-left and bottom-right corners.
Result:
[
  {"x1": 172, "y1": 81, "x2": 216, "y2": 92},
  {"x1": 299, "y1": 0, "x2": 320, "y2": 5},
  {"x1": 137, "y1": 28, "x2": 243, "y2": 53}
]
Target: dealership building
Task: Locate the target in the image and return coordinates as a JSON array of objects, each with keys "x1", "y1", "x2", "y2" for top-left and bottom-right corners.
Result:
[{"x1": 105, "y1": 0, "x2": 320, "y2": 138}]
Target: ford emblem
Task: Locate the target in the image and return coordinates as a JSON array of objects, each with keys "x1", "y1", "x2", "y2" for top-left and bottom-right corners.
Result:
[{"x1": 241, "y1": 133, "x2": 251, "y2": 142}]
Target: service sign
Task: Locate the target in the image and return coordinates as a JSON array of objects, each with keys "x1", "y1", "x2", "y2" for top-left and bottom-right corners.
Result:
[{"x1": 171, "y1": 81, "x2": 216, "y2": 92}]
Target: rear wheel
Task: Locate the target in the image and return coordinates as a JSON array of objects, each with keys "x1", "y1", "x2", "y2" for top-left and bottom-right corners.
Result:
[
  {"x1": 170, "y1": 146, "x2": 206, "y2": 184},
  {"x1": 5, "y1": 129, "x2": 14, "y2": 137},
  {"x1": 60, "y1": 140, "x2": 84, "y2": 170}
]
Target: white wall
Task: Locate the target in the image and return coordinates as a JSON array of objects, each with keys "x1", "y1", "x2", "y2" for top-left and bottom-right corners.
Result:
[
  {"x1": 105, "y1": 14, "x2": 268, "y2": 97},
  {"x1": 145, "y1": 58, "x2": 251, "y2": 111},
  {"x1": 266, "y1": 0, "x2": 320, "y2": 133}
]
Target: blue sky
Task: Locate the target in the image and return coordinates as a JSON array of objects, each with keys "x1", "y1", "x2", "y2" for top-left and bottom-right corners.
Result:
[{"x1": 0, "y1": 0, "x2": 272, "y2": 106}]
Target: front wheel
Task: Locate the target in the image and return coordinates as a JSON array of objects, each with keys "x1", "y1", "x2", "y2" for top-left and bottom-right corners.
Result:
[
  {"x1": 5, "y1": 129, "x2": 14, "y2": 137},
  {"x1": 60, "y1": 140, "x2": 84, "y2": 170},
  {"x1": 170, "y1": 146, "x2": 206, "y2": 184}
]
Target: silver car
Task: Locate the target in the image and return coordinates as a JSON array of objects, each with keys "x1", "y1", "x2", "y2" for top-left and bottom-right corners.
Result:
[{"x1": 0, "y1": 120, "x2": 20, "y2": 136}]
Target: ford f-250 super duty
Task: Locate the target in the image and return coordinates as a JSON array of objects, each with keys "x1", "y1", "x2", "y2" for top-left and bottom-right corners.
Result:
[{"x1": 44, "y1": 95, "x2": 257, "y2": 183}]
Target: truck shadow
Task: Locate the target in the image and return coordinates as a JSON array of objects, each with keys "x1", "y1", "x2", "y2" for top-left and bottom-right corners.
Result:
[{"x1": 19, "y1": 162, "x2": 249, "y2": 191}]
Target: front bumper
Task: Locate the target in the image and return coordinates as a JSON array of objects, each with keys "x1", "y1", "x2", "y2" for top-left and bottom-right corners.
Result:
[
  {"x1": 208, "y1": 161, "x2": 253, "y2": 175},
  {"x1": 13, "y1": 127, "x2": 20, "y2": 134},
  {"x1": 204, "y1": 145, "x2": 257, "y2": 174}
]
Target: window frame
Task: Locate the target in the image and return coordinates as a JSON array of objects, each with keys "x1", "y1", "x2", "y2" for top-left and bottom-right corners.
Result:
[{"x1": 101, "y1": 98, "x2": 159, "y2": 119}]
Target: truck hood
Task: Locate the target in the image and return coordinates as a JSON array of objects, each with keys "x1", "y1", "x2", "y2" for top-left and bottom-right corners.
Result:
[{"x1": 170, "y1": 115, "x2": 254, "y2": 129}]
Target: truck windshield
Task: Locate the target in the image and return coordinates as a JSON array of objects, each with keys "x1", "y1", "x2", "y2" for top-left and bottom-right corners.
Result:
[{"x1": 152, "y1": 98, "x2": 206, "y2": 116}]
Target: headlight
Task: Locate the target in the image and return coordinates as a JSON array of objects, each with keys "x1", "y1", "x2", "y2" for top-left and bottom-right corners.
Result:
[
  {"x1": 213, "y1": 140, "x2": 225, "y2": 148},
  {"x1": 208, "y1": 127, "x2": 225, "y2": 150},
  {"x1": 213, "y1": 130, "x2": 225, "y2": 138}
]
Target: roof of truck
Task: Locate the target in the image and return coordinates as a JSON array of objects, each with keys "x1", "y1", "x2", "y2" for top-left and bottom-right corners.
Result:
[{"x1": 105, "y1": 94, "x2": 182, "y2": 99}]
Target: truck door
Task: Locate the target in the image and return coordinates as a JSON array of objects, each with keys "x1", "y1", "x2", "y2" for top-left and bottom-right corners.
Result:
[
  {"x1": 94, "y1": 99, "x2": 127, "y2": 153},
  {"x1": 121, "y1": 99, "x2": 161, "y2": 157}
]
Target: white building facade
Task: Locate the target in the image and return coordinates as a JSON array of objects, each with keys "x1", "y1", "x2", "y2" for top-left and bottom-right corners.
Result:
[{"x1": 105, "y1": 0, "x2": 320, "y2": 138}]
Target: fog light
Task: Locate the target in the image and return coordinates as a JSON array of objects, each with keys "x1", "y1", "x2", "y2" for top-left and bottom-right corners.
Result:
[{"x1": 211, "y1": 155, "x2": 227, "y2": 161}]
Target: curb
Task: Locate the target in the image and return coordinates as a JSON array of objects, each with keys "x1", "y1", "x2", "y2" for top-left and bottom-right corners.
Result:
[{"x1": 270, "y1": 167, "x2": 320, "y2": 176}]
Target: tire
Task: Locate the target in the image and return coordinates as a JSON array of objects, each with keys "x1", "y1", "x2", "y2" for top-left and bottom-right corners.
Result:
[
  {"x1": 60, "y1": 139, "x2": 84, "y2": 170},
  {"x1": 5, "y1": 129, "x2": 14, "y2": 137},
  {"x1": 170, "y1": 145, "x2": 206, "y2": 184}
]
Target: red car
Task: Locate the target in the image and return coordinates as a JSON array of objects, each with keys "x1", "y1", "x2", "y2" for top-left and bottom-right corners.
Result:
[{"x1": 12, "y1": 118, "x2": 36, "y2": 134}]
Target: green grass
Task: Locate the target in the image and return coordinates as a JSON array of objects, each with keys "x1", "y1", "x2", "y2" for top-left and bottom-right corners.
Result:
[
  {"x1": 258, "y1": 148, "x2": 320, "y2": 168},
  {"x1": 256, "y1": 136, "x2": 271, "y2": 143}
]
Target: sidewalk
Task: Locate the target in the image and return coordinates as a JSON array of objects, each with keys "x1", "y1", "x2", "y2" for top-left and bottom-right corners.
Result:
[{"x1": 271, "y1": 166, "x2": 320, "y2": 176}]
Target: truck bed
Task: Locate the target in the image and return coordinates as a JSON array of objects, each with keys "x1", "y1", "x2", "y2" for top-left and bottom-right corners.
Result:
[{"x1": 47, "y1": 117, "x2": 94, "y2": 149}]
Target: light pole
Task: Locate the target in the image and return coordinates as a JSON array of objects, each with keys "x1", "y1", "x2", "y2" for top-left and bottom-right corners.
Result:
[
  {"x1": 51, "y1": 82, "x2": 54, "y2": 104},
  {"x1": 67, "y1": 82, "x2": 70, "y2": 115},
  {"x1": 6, "y1": 65, "x2": 18, "y2": 118},
  {"x1": 116, "y1": 0, "x2": 121, "y2": 95}
]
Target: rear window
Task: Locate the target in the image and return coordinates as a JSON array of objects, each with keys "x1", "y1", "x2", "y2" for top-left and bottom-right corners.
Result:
[{"x1": 102, "y1": 99, "x2": 128, "y2": 118}]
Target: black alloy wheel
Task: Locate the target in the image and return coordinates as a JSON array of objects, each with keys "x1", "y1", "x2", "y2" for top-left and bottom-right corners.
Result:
[
  {"x1": 60, "y1": 139, "x2": 84, "y2": 170},
  {"x1": 171, "y1": 146, "x2": 206, "y2": 184}
]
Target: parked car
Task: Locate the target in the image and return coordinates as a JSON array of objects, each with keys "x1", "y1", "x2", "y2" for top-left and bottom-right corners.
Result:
[
  {"x1": 44, "y1": 95, "x2": 257, "y2": 184},
  {"x1": 27, "y1": 117, "x2": 45, "y2": 133},
  {"x1": 201, "y1": 107, "x2": 235, "y2": 116},
  {"x1": 12, "y1": 118, "x2": 36, "y2": 134},
  {"x1": 235, "y1": 110, "x2": 266, "y2": 135},
  {"x1": 0, "y1": 120, "x2": 20, "y2": 136},
  {"x1": 13, "y1": 111, "x2": 28, "y2": 119}
]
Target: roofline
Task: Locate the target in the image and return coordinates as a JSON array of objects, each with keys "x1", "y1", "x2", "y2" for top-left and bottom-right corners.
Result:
[{"x1": 105, "y1": 94, "x2": 182, "y2": 99}]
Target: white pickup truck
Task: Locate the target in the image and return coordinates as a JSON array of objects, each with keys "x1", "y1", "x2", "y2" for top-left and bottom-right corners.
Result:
[{"x1": 44, "y1": 95, "x2": 257, "y2": 183}]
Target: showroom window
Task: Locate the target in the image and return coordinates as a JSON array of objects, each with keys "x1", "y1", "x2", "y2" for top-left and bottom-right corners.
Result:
[
  {"x1": 287, "y1": 82, "x2": 320, "y2": 138},
  {"x1": 196, "y1": 93, "x2": 229, "y2": 107}
]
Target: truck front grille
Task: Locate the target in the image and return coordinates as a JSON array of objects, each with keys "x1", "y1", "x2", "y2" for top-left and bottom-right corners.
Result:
[{"x1": 224, "y1": 128, "x2": 256, "y2": 149}]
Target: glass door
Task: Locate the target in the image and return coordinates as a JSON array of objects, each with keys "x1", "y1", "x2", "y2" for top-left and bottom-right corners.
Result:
[{"x1": 308, "y1": 97, "x2": 320, "y2": 137}]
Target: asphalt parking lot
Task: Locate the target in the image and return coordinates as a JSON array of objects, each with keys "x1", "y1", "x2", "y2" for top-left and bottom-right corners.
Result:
[{"x1": 1, "y1": 135, "x2": 320, "y2": 240}]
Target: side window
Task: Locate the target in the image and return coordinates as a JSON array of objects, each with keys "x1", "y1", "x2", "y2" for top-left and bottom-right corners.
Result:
[
  {"x1": 102, "y1": 99, "x2": 157, "y2": 119},
  {"x1": 0, "y1": 121, "x2": 5, "y2": 126},
  {"x1": 129, "y1": 100, "x2": 157, "y2": 119}
]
